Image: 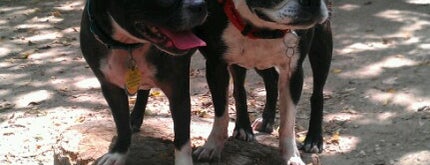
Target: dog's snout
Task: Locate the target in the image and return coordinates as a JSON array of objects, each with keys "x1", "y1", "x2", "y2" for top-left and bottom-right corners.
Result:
[
  {"x1": 299, "y1": 0, "x2": 311, "y2": 6},
  {"x1": 187, "y1": 2, "x2": 207, "y2": 14},
  {"x1": 299, "y1": 0, "x2": 322, "y2": 7}
]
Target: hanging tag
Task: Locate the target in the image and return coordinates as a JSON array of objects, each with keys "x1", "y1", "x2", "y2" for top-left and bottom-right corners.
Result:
[
  {"x1": 125, "y1": 66, "x2": 141, "y2": 96},
  {"x1": 124, "y1": 51, "x2": 141, "y2": 96},
  {"x1": 284, "y1": 31, "x2": 299, "y2": 57}
]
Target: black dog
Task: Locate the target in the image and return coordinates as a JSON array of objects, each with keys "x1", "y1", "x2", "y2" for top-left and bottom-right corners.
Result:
[
  {"x1": 79, "y1": 0, "x2": 207, "y2": 164},
  {"x1": 193, "y1": 0, "x2": 332, "y2": 164}
]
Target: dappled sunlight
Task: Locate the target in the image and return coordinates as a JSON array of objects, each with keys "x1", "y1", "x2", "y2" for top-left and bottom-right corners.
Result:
[
  {"x1": 27, "y1": 48, "x2": 77, "y2": 60},
  {"x1": 366, "y1": 88, "x2": 430, "y2": 111},
  {"x1": 54, "y1": 1, "x2": 84, "y2": 11},
  {"x1": 397, "y1": 150, "x2": 430, "y2": 164},
  {"x1": 0, "y1": 6, "x2": 26, "y2": 13},
  {"x1": 405, "y1": 0, "x2": 430, "y2": 5},
  {"x1": 375, "y1": 10, "x2": 430, "y2": 37},
  {"x1": 0, "y1": 0, "x2": 428, "y2": 164},
  {"x1": 339, "y1": 54, "x2": 418, "y2": 78},
  {"x1": 418, "y1": 43, "x2": 430, "y2": 49},
  {"x1": 337, "y1": 4, "x2": 360, "y2": 11},
  {"x1": 0, "y1": 47, "x2": 12, "y2": 57},
  {"x1": 337, "y1": 41, "x2": 390, "y2": 55},
  {"x1": 20, "y1": 30, "x2": 59, "y2": 42},
  {"x1": 323, "y1": 135, "x2": 361, "y2": 155},
  {"x1": 15, "y1": 89, "x2": 52, "y2": 108},
  {"x1": 74, "y1": 77, "x2": 100, "y2": 89},
  {"x1": 324, "y1": 112, "x2": 362, "y2": 123}
]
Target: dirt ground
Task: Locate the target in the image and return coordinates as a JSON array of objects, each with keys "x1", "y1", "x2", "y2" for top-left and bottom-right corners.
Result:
[{"x1": 0, "y1": 0, "x2": 429, "y2": 164}]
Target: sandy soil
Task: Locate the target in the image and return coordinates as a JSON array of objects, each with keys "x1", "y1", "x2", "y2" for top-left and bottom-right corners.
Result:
[{"x1": 0, "y1": 0, "x2": 429, "y2": 164}]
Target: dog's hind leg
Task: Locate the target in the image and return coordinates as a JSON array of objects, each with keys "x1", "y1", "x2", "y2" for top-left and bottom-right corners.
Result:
[
  {"x1": 252, "y1": 67, "x2": 279, "y2": 133},
  {"x1": 303, "y1": 21, "x2": 333, "y2": 153},
  {"x1": 130, "y1": 90, "x2": 150, "y2": 133},
  {"x1": 230, "y1": 64, "x2": 255, "y2": 141}
]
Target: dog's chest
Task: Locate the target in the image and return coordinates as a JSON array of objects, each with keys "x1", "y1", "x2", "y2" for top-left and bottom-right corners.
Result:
[
  {"x1": 222, "y1": 24, "x2": 299, "y2": 70},
  {"x1": 100, "y1": 45, "x2": 157, "y2": 90}
]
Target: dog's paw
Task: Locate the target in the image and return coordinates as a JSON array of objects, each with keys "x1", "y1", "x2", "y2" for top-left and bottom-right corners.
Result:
[
  {"x1": 286, "y1": 156, "x2": 305, "y2": 165},
  {"x1": 251, "y1": 118, "x2": 274, "y2": 133},
  {"x1": 97, "y1": 153, "x2": 126, "y2": 165},
  {"x1": 175, "y1": 146, "x2": 193, "y2": 165},
  {"x1": 232, "y1": 128, "x2": 255, "y2": 142},
  {"x1": 301, "y1": 134, "x2": 323, "y2": 153},
  {"x1": 193, "y1": 139, "x2": 224, "y2": 161}
]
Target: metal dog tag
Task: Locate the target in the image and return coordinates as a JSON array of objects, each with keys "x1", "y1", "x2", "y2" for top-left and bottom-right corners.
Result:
[{"x1": 283, "y1": 31, "x2": 299, "y2": 57}]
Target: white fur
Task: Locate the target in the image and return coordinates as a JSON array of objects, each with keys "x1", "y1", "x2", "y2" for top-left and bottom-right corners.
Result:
[
  {"x1": 98, "y1": 15, "x2": 158, "y2": 90},
  {"x1": 221, "y1": 9, "x2": 303, "y2": 164},
  {"x1": 233, "y1": 0, "x2": 329, "y2": 30},
  {"x1": 277, "y1": 66, "x2": 304, "y2": 165},
  {"x1": 175, "y1": 141, "x2": 193, "y2": 165},
  {"x1": 233, "y1": 0, "x2": 292, "y2": 30},
  {"x1": 98, "y1": 152, "x2": 127, "y2": 165},
  {"x1": 100, "y1": 44, "x2": 158, "y2": 90},
  {"x1": 222, "y1": 23, "x2": 299, "y2": 71},
  {"x1": 193, "y1": 109, "x2": 229, "y2": 160}
]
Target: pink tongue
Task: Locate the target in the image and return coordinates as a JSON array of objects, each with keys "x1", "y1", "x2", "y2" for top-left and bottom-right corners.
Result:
[{"x1": 159, "y1": 28, "x2": 206, "y2": 50}]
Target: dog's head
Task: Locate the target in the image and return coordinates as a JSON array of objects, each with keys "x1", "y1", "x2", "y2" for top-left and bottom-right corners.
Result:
[
  {"x1": 104, "y1": 0, "x2": 208, "y2": 55},
  {"x1": 234, "y1": 0, "x2": 329, "y2": 30}
]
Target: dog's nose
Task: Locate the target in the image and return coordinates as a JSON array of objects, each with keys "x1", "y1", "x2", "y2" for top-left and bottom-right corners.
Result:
[{"x1": 187, "y1": 2, "x2": 207, "y2": 14}]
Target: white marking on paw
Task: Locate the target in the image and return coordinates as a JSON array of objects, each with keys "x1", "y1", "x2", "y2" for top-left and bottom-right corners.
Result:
[
  {"x1": 287, "y1": 156, "x2": 305, "y2": 165},
  {"x1": 193, "y1": 110, "x2": 229, "y2": 160},
  {"x1": 277, "y1": 65, "x2": 303, "y2": 165},
  {"x1": 175, "y1": 141, "x2": 193, "y2": 165},
  {"x1": 98, "y1": 152, "x2": 127, "y2": 165}
]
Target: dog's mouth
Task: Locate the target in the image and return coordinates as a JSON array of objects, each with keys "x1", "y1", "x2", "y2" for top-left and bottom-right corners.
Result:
[
  {"x1": 135, "y1": 22, "x2": 206, "y2": 55},
  {"x1": 249, "y1": 1, "x2": 328, "y2": 30}
]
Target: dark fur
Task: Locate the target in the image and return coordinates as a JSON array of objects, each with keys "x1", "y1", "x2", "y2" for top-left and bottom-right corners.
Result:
[
  {"x1": 194, "y1": 0, "x2": 332, "y2": 156},
  {"x1": 79, "y1": 0, "x2": 206, "y2": 164}
]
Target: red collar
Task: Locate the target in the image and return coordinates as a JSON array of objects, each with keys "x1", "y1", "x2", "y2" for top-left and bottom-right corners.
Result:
[{"x1": 220, "y1": 0, "x2": 290, "y2": 39}]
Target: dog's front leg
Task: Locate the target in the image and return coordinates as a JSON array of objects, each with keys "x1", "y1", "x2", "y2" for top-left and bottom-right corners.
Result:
[
  {"x1": 230, "y1": 64, "x2": 255, "y2": 141},
  {"x1": 194, "y1": 60, "x2": 230, "y2": 161},
  {"x1": 98, "y1": 82, "x2": 131, "y2": 165},
  {"x1": 277, "y1": 68, "x2": 304, "y2": 165},
  {"x1": 130, "y1": 90, "x2": 150, "y2": 133},
  {"x1": 158, "y1": 59, "x2": 193, "y2": 165}
]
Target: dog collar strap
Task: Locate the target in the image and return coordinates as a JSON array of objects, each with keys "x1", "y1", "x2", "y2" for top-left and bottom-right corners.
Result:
[
  {"x1": 86, "y1": 0, "x2": 143, "y2": 50},
  {"x1": 222, "y1": 0, "x2": 290, "y2": 39}
]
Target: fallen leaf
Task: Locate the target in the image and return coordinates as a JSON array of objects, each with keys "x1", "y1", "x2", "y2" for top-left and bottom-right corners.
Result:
[
  {"x1": 52, "y1": 10, "x2": 62, "y2": 17},
  {"x1": 327, "y1": 130, "x2": 340, "y2": 144},
  {"x1": 386, "y1": 88, "x2": 396, "y2": 93},
  {"x1": 75, "y1": 116, "x2": 86, "y2": 123},
  {"x1": 150, "y1": 91, "x2": 162, "y2": 97},
  {"x1": 332, "y1": 68, "x2": 342, "y2": 74},
  {"x1": 297, "y1": 135, "x2": 306, "y2": 143}
]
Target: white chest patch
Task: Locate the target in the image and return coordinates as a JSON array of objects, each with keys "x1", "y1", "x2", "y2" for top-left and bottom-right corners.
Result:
[
  {"x1": 100, "y1": 44, "x2": 157, "y2": 90},
  {"x1": 222, "y1": 23, "x2": 300, "y2": 72}
]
